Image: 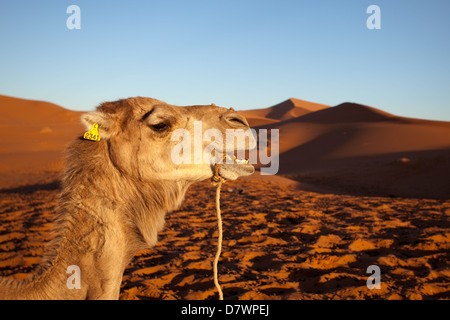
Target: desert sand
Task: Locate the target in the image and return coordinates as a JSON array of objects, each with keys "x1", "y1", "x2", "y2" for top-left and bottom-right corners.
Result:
[{"x1": 0, "y1": 95, "x2": 449, "y2": 299}]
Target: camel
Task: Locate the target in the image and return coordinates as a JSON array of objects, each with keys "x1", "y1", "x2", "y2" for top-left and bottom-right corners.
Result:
[{"x1": 0, "y1": 97, "x2": 255, "y2": 299}]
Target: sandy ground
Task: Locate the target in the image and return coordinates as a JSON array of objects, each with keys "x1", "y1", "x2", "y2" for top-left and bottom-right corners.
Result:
[
  {"x1": 0, "y1": 178, "x2": 448, "y2": 300},
  {"x1": 0, "y1": 95, "x2": 449, "y2": 299}
]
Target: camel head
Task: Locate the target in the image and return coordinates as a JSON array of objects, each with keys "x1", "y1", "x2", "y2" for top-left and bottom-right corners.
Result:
[{"x1": 81, "y1": 97, "x2": 255, "y2": 184}]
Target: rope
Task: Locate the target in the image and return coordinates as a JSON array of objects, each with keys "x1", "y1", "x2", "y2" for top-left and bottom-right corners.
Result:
[
  {"x1": 211, "y1": 163, "x2": 226, "y2": 300},
  {"x1": 213, "y1": 180, "x2": 224, "y2": 300}
]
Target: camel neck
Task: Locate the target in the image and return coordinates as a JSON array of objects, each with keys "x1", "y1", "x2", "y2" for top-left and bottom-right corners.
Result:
[{"x1": 23, "y1": 180, "x2": 187, "y2": 299}]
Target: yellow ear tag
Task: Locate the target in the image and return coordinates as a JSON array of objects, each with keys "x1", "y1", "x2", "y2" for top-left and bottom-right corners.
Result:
[{"x1": 83, "y1": 123, "x2": 101, "y2": 142}]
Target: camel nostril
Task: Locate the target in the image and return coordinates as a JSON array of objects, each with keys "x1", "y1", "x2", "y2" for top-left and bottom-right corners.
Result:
[{"x1": 225, "y1": 113, "x2": 249, "y2": 128}]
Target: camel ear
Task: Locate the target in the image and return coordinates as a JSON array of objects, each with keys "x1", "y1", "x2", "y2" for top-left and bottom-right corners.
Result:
[{"x1": 81, "y1": 111, "x2": 114, "y2": 139}]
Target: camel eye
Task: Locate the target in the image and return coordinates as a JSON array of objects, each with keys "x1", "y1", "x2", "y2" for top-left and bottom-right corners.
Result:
[
  {"x1": 229, "y1": 117, "x2": 246, "y2": 126},
  {"x1": 225, "y1": 114, "x2": 248, "y2": 128},
  {"x1": 150, "y1": 122, "x2": 169, "y2": 132}
]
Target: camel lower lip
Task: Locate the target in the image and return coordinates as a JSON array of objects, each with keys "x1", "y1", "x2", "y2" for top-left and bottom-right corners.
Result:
[{"x1": 217, "y1": 162, "x2": 255, "y2": 181}]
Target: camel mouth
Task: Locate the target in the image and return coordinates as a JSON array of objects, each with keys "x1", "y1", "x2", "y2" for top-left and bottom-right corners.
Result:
[
  {"x1": 208, "y1": 127, "x2": 257, "y2": 180},
  {"x1": 211, "y1": 153, "x2": 250, "y2": 165},
  {"x1": 212, "y1": 153, "x2": 255, "y2": 181},
  {"x1": 224, "y1": 154, "x2": 248, "y2": 164}
]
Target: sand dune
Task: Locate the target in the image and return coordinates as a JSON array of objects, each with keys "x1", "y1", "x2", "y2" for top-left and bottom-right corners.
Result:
[
  {"x1": 253, "y1": 102, "x2": 450, "y2": 199},
  {"x1": 1, "y1": 94, "x2": 449, "y2": 198},
  {"x1": 239, "y1": 98, "x2": 329, "y2": 127},
  {"x1": 293, "y1": 102, "x2": 397, "y2": 123},
  {"x1": 0, "y1": 95, "x2": 83, "y2": 153},
  {"x1": 0, "y1": 95, "x2": 84, "y2": 188}
]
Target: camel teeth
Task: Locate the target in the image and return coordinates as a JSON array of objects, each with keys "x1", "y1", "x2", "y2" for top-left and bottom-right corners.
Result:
[
  {"x1": 222, "y1": 154, "x2": 248, "y2": 164},
  {"x1": 235, "y1": 158, "x2": 249, "y2": 164}
]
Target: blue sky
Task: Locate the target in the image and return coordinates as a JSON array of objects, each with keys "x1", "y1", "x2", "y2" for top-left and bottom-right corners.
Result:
[{"x1": 1, "y1": 0, "x2": 449, "y2": 120}]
